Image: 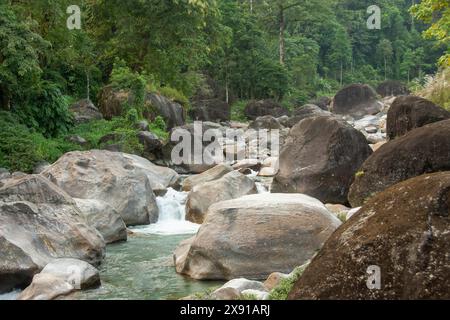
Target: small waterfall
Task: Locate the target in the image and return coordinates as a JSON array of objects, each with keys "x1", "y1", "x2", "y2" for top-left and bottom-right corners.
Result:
[
  {"x1": 131, "y1": 188, "x2": 200, "y2": 235},
  {"x1": 256, "y1": 182, "x2": 268, "y2": 194}
]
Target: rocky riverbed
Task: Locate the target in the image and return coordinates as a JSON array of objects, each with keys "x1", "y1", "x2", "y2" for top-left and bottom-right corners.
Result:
[{"x1": 1, "y1": 83, "x2": 449, "y2": 300}]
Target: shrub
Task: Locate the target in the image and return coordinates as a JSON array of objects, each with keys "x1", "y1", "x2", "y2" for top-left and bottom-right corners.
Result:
[
  {"x1": 230, "y1": 100, "x2": 248, "y2": 122},
  {"x1": 268, "y1": 265, "x2": 308, "y2": 300},
  {"x1": 0, "y1": 111, "x2": 78, "y2": 172},
  {"x1": 158, "y1": 86, "x2": 190, "y2": 109},
  {"x1": 110, "y1": 60, "x2": 147, "y2": 113},
  {"x1": 149, "y1": 116, "x2": 168, "y2": 140},
  {"x1": 15, "y1": 81, "x2": 74, "y2": 138}
]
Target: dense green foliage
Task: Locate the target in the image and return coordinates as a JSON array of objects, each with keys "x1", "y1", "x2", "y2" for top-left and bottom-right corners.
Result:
[{"x1": 0, "y1": 0, "x2": 448, "y2": 172}]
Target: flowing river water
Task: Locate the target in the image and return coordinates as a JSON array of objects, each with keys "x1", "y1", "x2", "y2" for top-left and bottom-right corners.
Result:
[{"x1": 0, "y1": 179, "x2": 269, "y2": 300}]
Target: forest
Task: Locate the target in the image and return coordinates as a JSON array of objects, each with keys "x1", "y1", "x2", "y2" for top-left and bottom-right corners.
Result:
[{"x1": 0, "y1": 0, "x2": 448, "y2": 172}]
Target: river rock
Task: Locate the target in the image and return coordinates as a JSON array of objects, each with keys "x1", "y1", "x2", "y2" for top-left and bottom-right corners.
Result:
[
  {"x1": 248, "y1": 116, "x2": 282, "y2": 130},
  {"x1": 289, "y1": 172, "x2": 450, "y2": 300},
  {"x1": 264, "y1": 272, "x2": 290, "y2": 291},
  {"x1": 182, "y1": 164, "x2": 233, "y2": 192},
  {"x1": 309, "y1": 96, "x2": 331, "y2": 110},
  {"x1": 164, "y1": 122, "x2": 226, "y2": 173},
  {"x1": 174, "y1": 193, "x2": 341, "y2": 280},
  {"x1": 137, "y1": 131, "x2": 163, "y2": 154},
  {"x1": 210, "y1": 287, "x2": 241, "y2": 300},
  {"x1": 348, "y1": 119, "x2": 450, "y2": 207},
  {"x1": 42, "y1": 150, "x2": 174, "y2": 225},
  {"x1": 32, "y1": 161, "x2": 51, "y2": 174},
  {"x1": 18, "y1": 258, "x2": 100, "y2": 300},
  {"x1": 0, "y1": 168, "x2": 10, "y2": 180},
  {"x1": 376, "y1": 80, "x2": 410, "y2": 97},
  {"x1": 189, "y1": 99, "x2": 230, "y2": 122},
  {"x1": 66, "y1": 135, "x2": 88, "y2": 147},
  {"x1": 244, "y1": 100, "x2": 289, "y2": 120},
  {"x1": 387, "y1": 95, "x2": 450, "y2": 140},
  {"x1": 218, "y1": 278, "x2": 267, "y2": 293},
  {"x1": 286, "y1": 104, "x2": 332, "y2": 127},
  {"x1": 0, "y1": 175, "x2": 105, "y2": 293},
  {"x1": 331, "y1": 84, "x2": 382, "y2": 119},
  {"x1": 186, "y1": 171, "x2": 257, "y2": 224},
  {"x1": 69, "y1": 99, "x2": 103, "y2": 124},
  {"x1": 145, "y1": 93, "x2": 185, "y2": 130},
  {"x1": 74, "y1": 198, "x2": 127, "y2": 244},
  {"x1": 272, "y1": 116, "x2": 372, "y2": 204}
]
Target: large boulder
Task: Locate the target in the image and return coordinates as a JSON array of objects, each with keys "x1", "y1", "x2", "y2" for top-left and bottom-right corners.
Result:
[
  {"x1": 0, "y1": 175, "x2": 105, "y2": 293},
  {"x1": 348, "y1": 119, "x2": 450, "y2": 207},
  {"x1": 97, "y1": 85, "x2": 131, "y2": 120},
  {"x1": 331, "y1": 84, "x2": 382, "y2": 119},
  {"x1": 42, "y1": 150, "x2": 179, "y2": 226},
  {"x1": 309, "y1": 97, "x2": 331, "y2": 111},
  {"x1": 376, "y1": 80, "x2": 410, "y2": 97},
  {"x1": 137, "y1": 131, "x2": 163, "y2": 157},
  {"x1": 289, "y1": 172, "x2": 450, "y2": 300},
  {"x1": 163, "y1": 122, "x2": 227, "y2": 173},
  {"x1": 272, "y1": 116, "x2": 373, "y2": 204},
  {"x1": 186, "y1": 171, "x2": 257, "y2": 224},
  {"x1": 244, "y1": 100, "x2": 289, "y2": 120},
  {"x1": 286, "y1": 104, "x2": 333, "y2": 127},
  {"x1": 145, "y1": 93, "x2": 185, "y2": 130},
  {"x1": 189, "y1": 99, "x2": 230, "y2": 122},
  {"x1": 69, "y1": 99, "x2": 103, "y2": 124},
  {"x1": 174, "y1": 193, "x2": 341, "y2": 280},
  {"x1": 74, "y1": 198, "x2": 127, "y2": 244},
  {"x1": 387, "y1": 95, "x2": 450, "y2": 140},
  {"x1": 248, "y1": 116, "x2": 282, "y2": 130},
  {"x1": 182, "y1": 164, "x2": 233, "y2": 192},
  {"x1": 18, "y1": 258, "x2": 100, "y2": 300}
]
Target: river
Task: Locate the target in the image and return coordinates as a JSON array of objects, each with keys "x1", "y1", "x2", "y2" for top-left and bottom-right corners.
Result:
[{"x1": 0, "y1": 179, "x2": 269, "y2": 300}]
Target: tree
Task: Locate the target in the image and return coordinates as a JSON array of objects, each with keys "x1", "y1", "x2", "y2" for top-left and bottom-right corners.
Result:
[
  {"x1": 0, "y1": 5, "x2": 48, "y2": 110},
  {"x1": 411, "y1": 0, "x2": 450, "y2": 66},
  {"x1": 377, "y1": 39, "x2": 394, "y2": 80},
  {"x1": 86, "y1": 0, "x2": 221, "y2": 94},
  {"x1": 327, "y1": 25, "x2": 352, "y2": 85}
]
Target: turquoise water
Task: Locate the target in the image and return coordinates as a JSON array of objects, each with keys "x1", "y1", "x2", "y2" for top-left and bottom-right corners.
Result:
[{"x1": 76, "y1": 233, "x2": 223, "y2": 300}]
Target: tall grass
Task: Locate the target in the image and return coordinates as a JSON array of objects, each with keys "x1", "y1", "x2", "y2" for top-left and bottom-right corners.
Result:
[{"x1": 415, "y1": 68, "x2": 450, "y2": 110}]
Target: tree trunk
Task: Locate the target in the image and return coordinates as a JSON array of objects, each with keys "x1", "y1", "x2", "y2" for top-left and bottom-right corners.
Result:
[
  {"x1": 86, "y1": 69, "x2": 90, "y2": 101},
  {"x1": 0, "y1": 85, "x2": 10, "y2": 110},
  {"x1": 225, "y1": 69, "x2": 229, "y2": 104},
  {"x1": 384, "y1": 57, "x2": 387, "y2": 80},
  {"x1": 279, "y1": 5, "x2": 285, "y2": 65},
  {"x1": 340, "y1": 61, "x2": 343, "y2": 86}
]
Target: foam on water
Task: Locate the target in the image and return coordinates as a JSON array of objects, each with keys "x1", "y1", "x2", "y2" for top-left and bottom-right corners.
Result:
[
  {"x1": 131, "y1": 188, "x2": 200, "y2": 236},
  {"x1": 0, "y1": 290, "x2": 20, "y2": 300}
]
